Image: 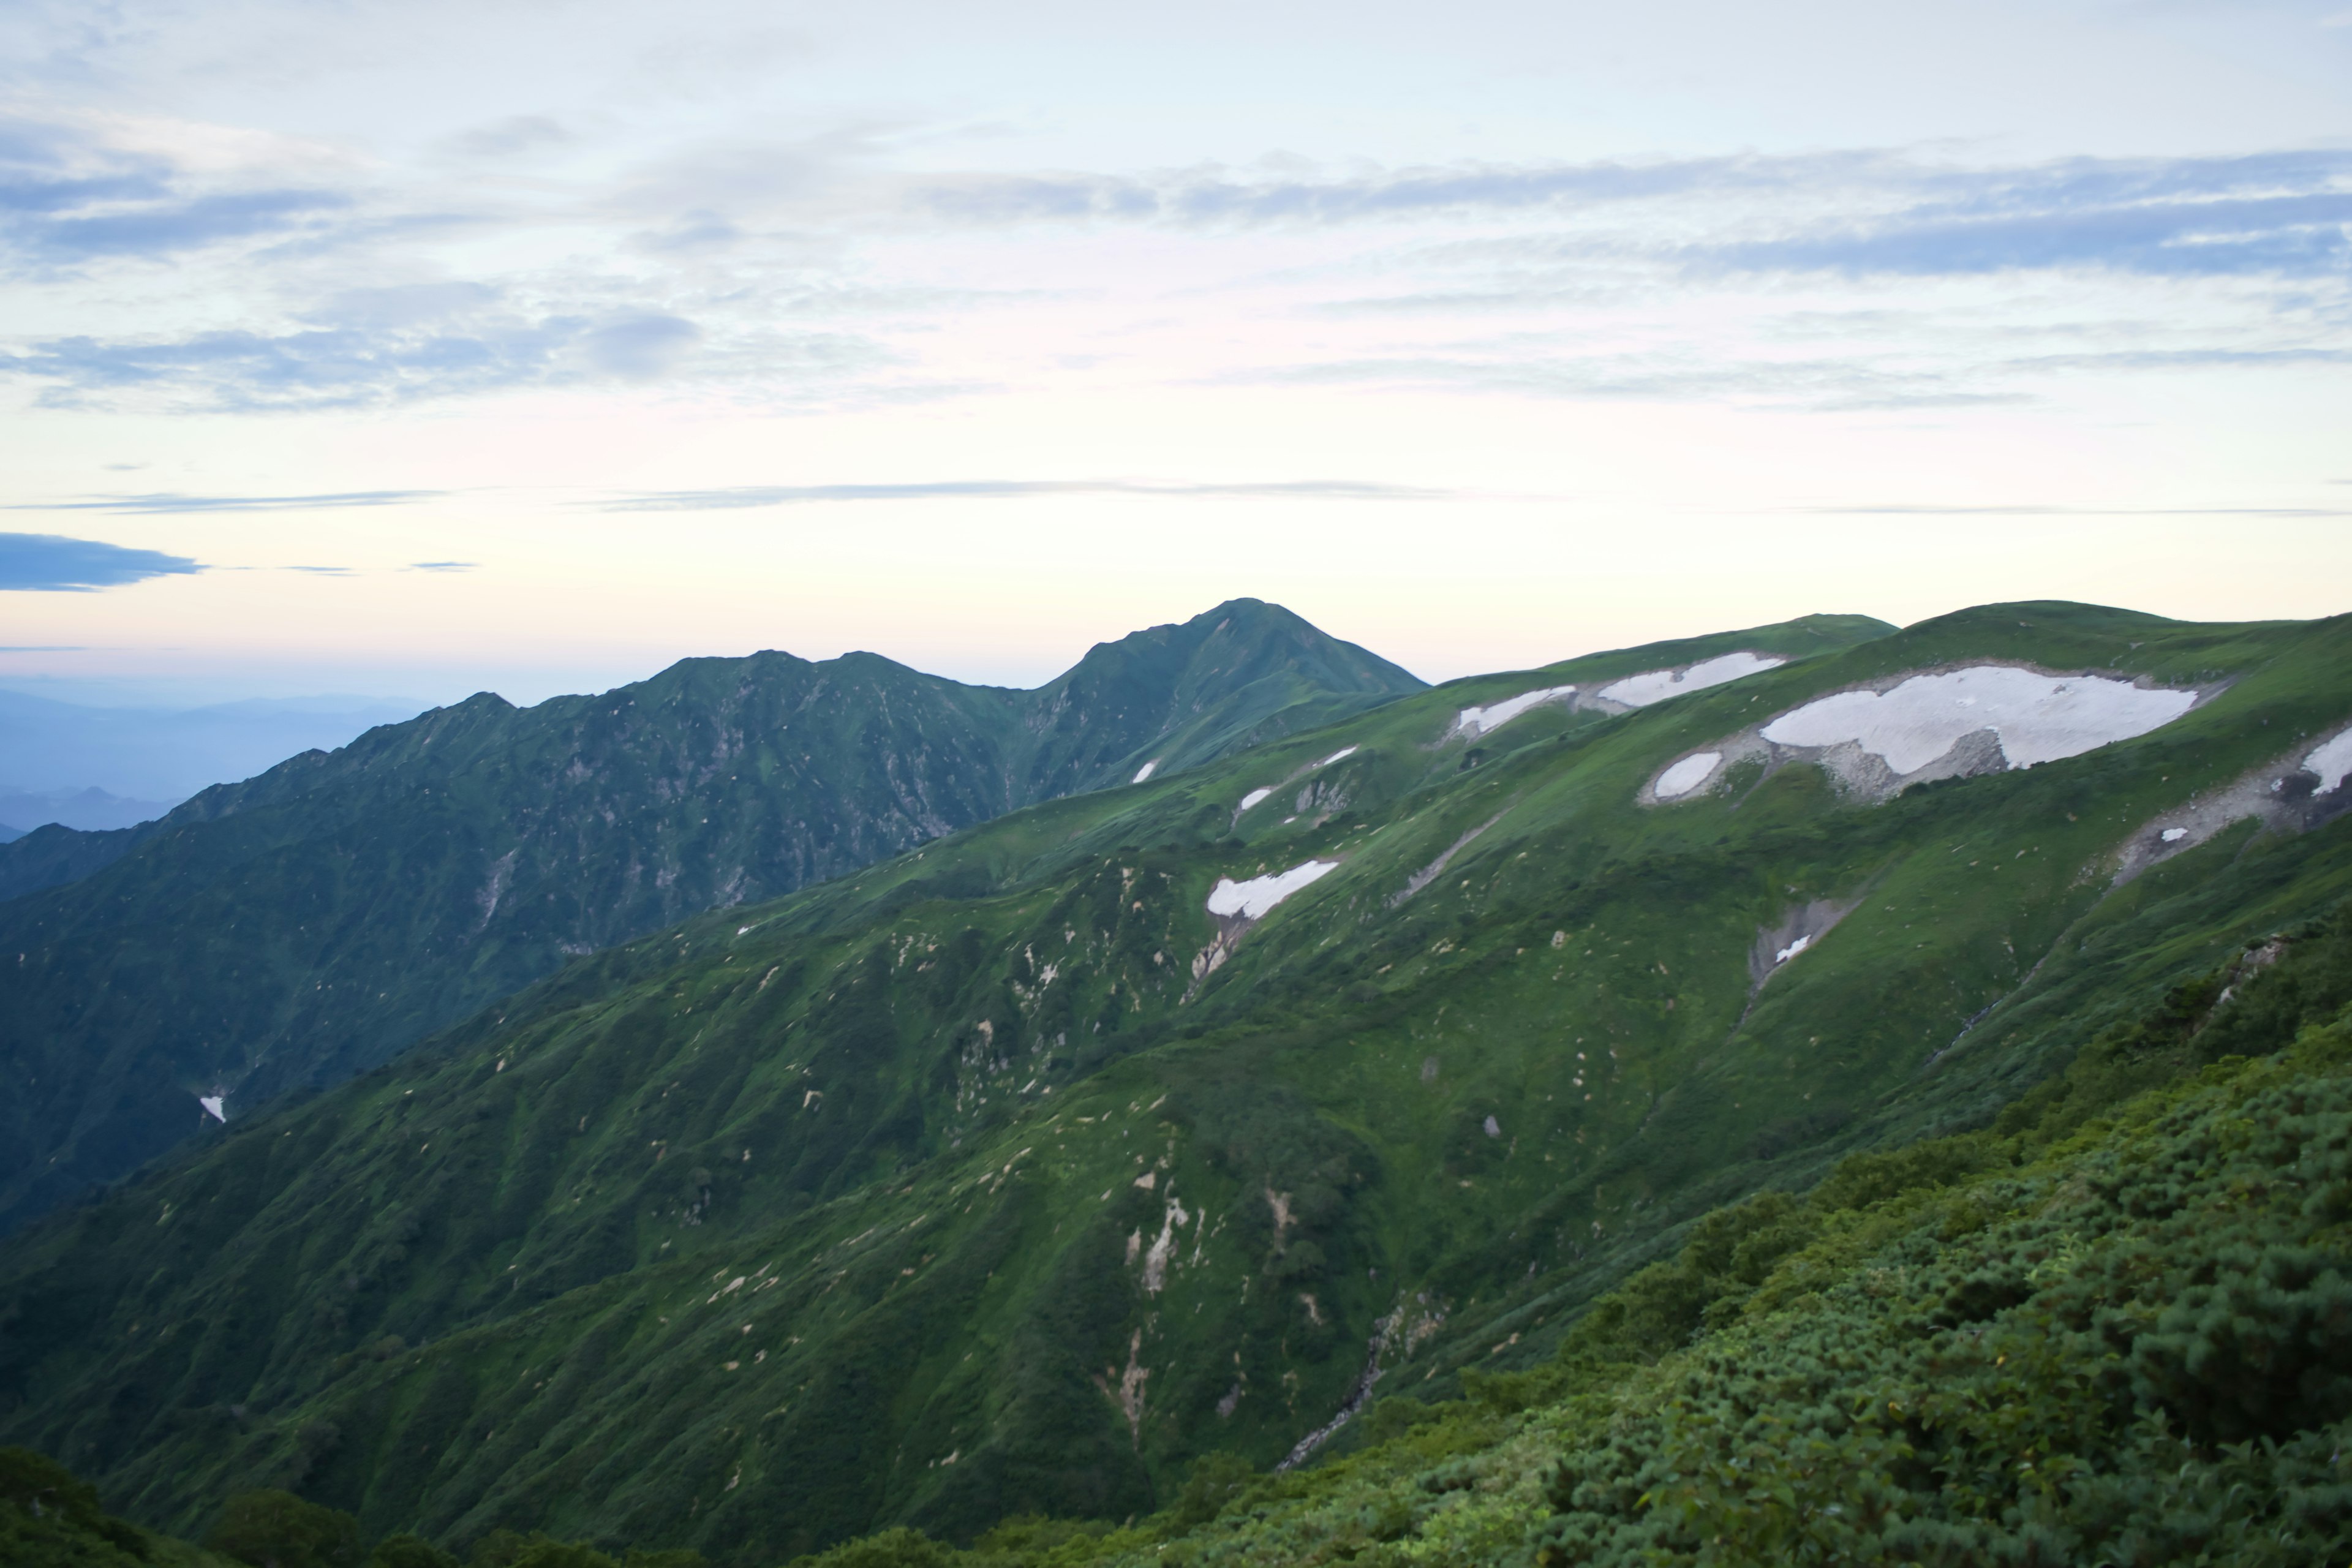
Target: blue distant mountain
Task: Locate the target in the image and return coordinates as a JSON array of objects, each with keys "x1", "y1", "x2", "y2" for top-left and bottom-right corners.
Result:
[{"x1": 0, "y1": 688, "x2": 425, "y2": 806}]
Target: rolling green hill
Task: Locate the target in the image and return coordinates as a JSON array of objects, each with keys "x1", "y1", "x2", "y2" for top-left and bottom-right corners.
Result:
[
  {"x1": 4, "y1": 601, "x2": 2346, "y2": 1567},
  {"x1": 0, "y1": 599, "x2": 1425, "y2": 1235}
]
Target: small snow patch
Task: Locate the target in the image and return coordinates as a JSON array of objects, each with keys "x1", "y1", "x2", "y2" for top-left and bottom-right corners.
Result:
[
  {"x1": 198, "y1": 1095, "x2": 225, "y2": 1123},
  {"x1": 1654, "y1": 752, "x2": 1722, "y2": 799},
  {"x1": 1760, "y1": 666, "x2": 2192, "y2": 775},
  {"x1": 2307, "y1": 727, "x2": 2352, "y2": 796},
  {"x1": 1207, "y1": 860, "x2": 1338, "y2": 920},
  {"x1": 1238, "y1": 787, "x2": 1273, "y2": 813},
  {"x1": 2160, "y1": 827, "x2": 2189, "y2": 843},
  {"x1": 1600, "y1": 651, "x2": 1784, "y2": 708},
  {"x1": 1133, "y1": 760, "x2": 1159, "y2": 783},
  {"x1": 1774, "y1": 935, "x2": 1811, "y2": 965},
  {"x1": 1317, "y1": 745, "x2": 1358, "y2": 767},
  {"x1": 1482, "y1": 1115, "x2": 1502, "y2": 1138},
  {"x1": 1455, "y1": 685, "x2": 1575, "y2": 739}
]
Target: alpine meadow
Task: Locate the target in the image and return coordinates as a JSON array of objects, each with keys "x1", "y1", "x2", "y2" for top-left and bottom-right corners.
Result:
[{"x1": 8, "y1": 595, "x2": 2352, "y2": 1568}]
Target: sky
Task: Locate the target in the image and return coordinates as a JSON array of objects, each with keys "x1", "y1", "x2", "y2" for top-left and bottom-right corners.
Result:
[{"x1": 2, "y1": 0, "x2": 2349, "y2": 709}]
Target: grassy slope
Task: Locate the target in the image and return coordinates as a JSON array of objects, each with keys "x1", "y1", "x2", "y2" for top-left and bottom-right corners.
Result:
[
  {"x1": 881, "y1": 901, "x2": 2352, "y2": 1568},
  {"x1": 4, "y1": 604, "x2": 2348, "y2": 1564},
  {"x1": 0, "y1": 600, "x2": 1424, "y2": 1235}
]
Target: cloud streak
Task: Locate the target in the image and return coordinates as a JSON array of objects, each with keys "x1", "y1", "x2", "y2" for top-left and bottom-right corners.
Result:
[
  {"x1": 0, "y1": 533, "x2": 203, "y2": 591},
  {"x1": 11, "y1": 490, "x2": 441, "y2": 513},
  {"x1": 595, "y1": 478, "x2": 1461, "y2": 510}
]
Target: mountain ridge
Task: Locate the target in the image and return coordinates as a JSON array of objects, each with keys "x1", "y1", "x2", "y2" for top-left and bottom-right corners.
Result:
[
  {"x1": 10, "y1": 601, "x2": 2339, "y2": 1564},
  {"x1": 0, "y1": 598, "x2": 1428, "y2": 1235}
]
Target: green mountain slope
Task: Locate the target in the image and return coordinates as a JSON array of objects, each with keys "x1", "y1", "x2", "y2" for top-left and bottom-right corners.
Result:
[
  {"x1": 788, "y1": 905, "x2": 2352, "y2": 1568},
  {"x1": 0, "y1": 600, "x2": 1425, "y2": 1234},
  {"x1": 6, "y1": 603, "x2": 2346, "y2": 1567}
]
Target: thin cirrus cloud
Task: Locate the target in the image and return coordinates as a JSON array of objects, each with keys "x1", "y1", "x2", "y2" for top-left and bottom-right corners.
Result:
[
  {"x1": 597, "y1": 478, "x2": 1461, "y2": 510},
  {"x1": 1, "y1": 312, "x2": 714, "y2": 409},
  {"x1": 10, "y1": 490, "x2": 441, "y2": 514},
  {"x1": 0, "y1": 532, "x2": 202, "y2": 592},
  {"x1": 0, "y1": 119, "x2": 349, "y2": 269}
]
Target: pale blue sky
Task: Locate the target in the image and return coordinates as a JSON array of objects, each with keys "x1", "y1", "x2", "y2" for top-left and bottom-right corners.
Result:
[{"x1": 2, "y1": 0, "x2": 2348, "y2": 706}]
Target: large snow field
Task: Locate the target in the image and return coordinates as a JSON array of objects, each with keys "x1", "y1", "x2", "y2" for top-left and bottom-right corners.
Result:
[
  {"x1": 1654, "y1": 752, "x2": 1724, "y2": 799},
  {"x1": 1600, "y1": 651, "x2": 1785, "y2": 708},
  {"x1": 1760, "y1": 666, "x2": 2195, "y2": 775},
  {"x1": 2308, "y1": 726, "x2": 2352, "y2": 795},
  {"x1": 1206, "y1": 859, "x2": 1338, "y2": 920},
  {"x1": 1455, "y1": 685, "x2": 1576, "y2": 739}
]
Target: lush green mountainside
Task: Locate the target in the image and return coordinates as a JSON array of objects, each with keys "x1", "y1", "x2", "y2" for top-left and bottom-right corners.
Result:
[
  {"x1": 791, "y1": 907, "x2": 2352, "y2": 1568},
  {"x1": 0, "y1": 599, "x2": 1425, "y2": 1234},
  {"x1": 4, "y1": 602, "x2": 2345, "y2": 1567}
]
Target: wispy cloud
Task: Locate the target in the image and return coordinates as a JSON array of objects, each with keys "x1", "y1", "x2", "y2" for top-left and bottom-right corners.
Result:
[
  {"x1": 0, "y1": 118, "x2": 350, "y2": 270},
  {"x1": 10, "y1": 490, "x2": 440, "y2": 513},
  {"x1": 0, "y1": 532, "x2": 203, "y2": 591},
  {"x1": 595, "y1": 478, "x2": 1460, "y2": 510},
  {"x1": 900, "y1": 148, "x2": 2352, "y2": 281},
  {"x1": 406, "y1": 560, "x2": 477, "y2": 571}
]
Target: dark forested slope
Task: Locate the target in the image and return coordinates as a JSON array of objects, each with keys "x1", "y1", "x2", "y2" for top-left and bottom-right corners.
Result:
[{"x1": 0, "y1": 600, "x2": 1428, "y2": 1233}]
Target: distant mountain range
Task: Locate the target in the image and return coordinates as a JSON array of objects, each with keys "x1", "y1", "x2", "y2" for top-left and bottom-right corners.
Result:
[
  {"x1": 0, "y1": 600, "x2": 1423, "y2": 1234},
  {"x1": 0, "y1": 785, "x2": 180, "y2": 835},
  {"x1": 0, "y1": 688, "x2": 424, "y2": 805}
]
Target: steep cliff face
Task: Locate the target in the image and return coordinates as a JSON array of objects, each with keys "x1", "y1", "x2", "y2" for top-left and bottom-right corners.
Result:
[{"x1": 0, "y1": 600, "x2": 1429, "y2": 1234}]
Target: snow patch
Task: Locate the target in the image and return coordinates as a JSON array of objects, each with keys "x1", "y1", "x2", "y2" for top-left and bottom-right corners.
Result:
[
  {"x1": 1654, "y1": 752, "x2": 1722, "y2": 799},
  {"x1": 1455, "y1": 685, "x2": 1575, "y2": 739},
  {"x1": 1317, "y1": 745, "x2": 1358, "y2": 767},
  {"x1": 198, "y1": 1095, "x2": 225, "y2": 1123},
  {"x1": 2160, "y1": 827, "x2": 2190, "y2": 843},
  {"x1": 1774, "y1": 935, "x2": 1811, "y2": 965},
  {"x1": 1132, "y1": 760, "x2": 1158, "y2": 783},
  {"x1": 1600, "y1": 651, "x2": 1785, "y2": 708},
  {"x1": 2307, "y1": 728, "x2": 2352, "y2": 795},
  {"x1": 1207, "y1": 860, "x2": 1338, "y2": 920},
  {"x1": 1238, "y1": 787, "x2": 1273, "y2": 813},
  {"x1": 1762, "y1": 666, "x2": 2193, "y2": 775}
]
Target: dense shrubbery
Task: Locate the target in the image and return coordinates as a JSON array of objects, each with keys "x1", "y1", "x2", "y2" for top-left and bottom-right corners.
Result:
[
  {"x1": 18, "y1": 914, "x2": 2352, "y2": 1568},
  {"x1": 781, "y1": 910, "x2": 2352, "y2": 1567}
]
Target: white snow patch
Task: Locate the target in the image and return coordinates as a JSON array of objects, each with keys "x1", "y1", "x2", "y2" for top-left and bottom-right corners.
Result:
[
  {"x1": 1238, "y1": 787, "x2": 1274, "y2": 813},
  {"x1": 1654, "y1": 752, "x2": 1722, "y2": 799},
  {"x1": 1317, "y1": 745, "x2": 1358, "y2": 767},
  {"x1": 2307, "y1": 728, "x2": 2352, "y2": 795},
  {"x1": 198, "y1": 1095, "x2": 225, "y2": 1123},
  {"x1": 1133, "y1": 760, "x2": 1159, "y2": 783},
  {"x1": 1760, "y1": 666, "x2": 2194, "y2": 775},
  {"x1": 1207, "y1": 860, "x2": 1338, "y2": 920},
  {"x1": 2161, "y1": 827, "x2": 2190, "y2": 843},
  {"x1": 1774, "y1": 935, "x2": 1811, "y2": 965},
  {"x1": 1455, "y1": 685, "x2": 1575, "y2": 739},
  {"x1": 1600, "y1": 652, "x2": 1785, "y2": 708}
]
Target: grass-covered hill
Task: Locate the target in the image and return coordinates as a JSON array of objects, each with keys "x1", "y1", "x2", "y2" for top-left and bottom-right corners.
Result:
[
  {"x1": 2, "y1": 601, "x2": 2345, "y2": 1566},
  {"x1": 0, "y1": 598, "x2": 1426, "y2": 1234}
]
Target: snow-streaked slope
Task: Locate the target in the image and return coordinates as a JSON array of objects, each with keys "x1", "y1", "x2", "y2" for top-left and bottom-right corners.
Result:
[
  {"x1": 1455, "y1": 686, "x2": 1576, "y2": 739},
  {"x1": 1655, "y1": 752, "x2": 1724, "y2": 799},
  {"x1": 1600, "y1": 652, "x2": 1785, "y2": 708},
  {"x1": 1205, "y1": 860, "x2": 1338, "y2": 920},
  {"x1": 2307, "y1": 727, "x2": 2352, "y2": 796},
  {"x1": 1761, "y1": 667, "x2": 2194, "y2": 775}
]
